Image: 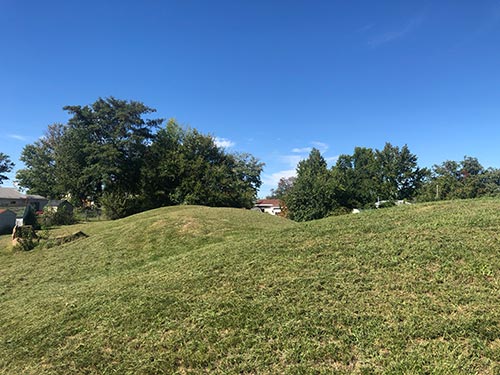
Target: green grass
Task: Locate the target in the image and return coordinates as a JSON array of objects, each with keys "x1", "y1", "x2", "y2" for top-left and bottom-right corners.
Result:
[{"x1": 0, "y1": 201, "x2": 499, "y2": 374}]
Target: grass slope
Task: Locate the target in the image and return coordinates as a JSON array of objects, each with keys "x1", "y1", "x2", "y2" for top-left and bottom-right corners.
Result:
[{"x1": 0, "y1": 201, "x2": 499, "y2": 374}]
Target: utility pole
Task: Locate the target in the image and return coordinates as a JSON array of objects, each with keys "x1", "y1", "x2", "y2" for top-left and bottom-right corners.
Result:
[{"x1": 436, "y1": 184, "x2": 439, "y2": 200}]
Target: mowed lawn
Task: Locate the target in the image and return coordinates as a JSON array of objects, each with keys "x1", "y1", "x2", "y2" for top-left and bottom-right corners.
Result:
[{"x1": 0, "y1": 200, "x2": 499, "y2": 374}]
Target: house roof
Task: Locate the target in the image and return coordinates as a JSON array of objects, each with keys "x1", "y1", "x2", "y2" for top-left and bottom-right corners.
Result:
[
  {"x1": 0, "y1": 187, "x2": 47, "y2": 201},
  {"x1": 255, "y1": 199, "x2": 282, "y2": 207},
  {"x1": 0, "y1": 187, "x2": 26, "y2": 199},
  {"x1": 48, "y1": 200, "x2": 63, "y2": 206},
  {"x1": 27, "y1": 194, "x2": 47, "y2": 200},
  {"x1": 0, "y1": 209, "x2": 15, "y2": 215}
]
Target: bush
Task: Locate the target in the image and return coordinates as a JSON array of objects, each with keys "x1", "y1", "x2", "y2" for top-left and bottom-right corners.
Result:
[
  {"x1": 41, "y1": 206, "x2": 76, "y2": 227},
  {"x1": 13, "y1": 226, "x2": 38, "y2": 251},
  {"x1": 75, "y1": 207, "x2": 102, "y2": 221},
  {"x1": 329, "y1": 206, "x2": 351, "y2": 216},
  {"x1": 376, "y1": 200, "x2": 396, "y2": 209},
  {"x1": 101, "y1": 191, "x2": 143, "y2": 220}
]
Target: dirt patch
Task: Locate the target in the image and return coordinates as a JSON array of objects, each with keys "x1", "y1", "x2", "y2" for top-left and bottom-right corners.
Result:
[
  {"x1": 46, "y1": 231, "x2": 89, "y2": 248},
  {"x1": 179, "y1": 218, "x2": 200, "y2": 234}
]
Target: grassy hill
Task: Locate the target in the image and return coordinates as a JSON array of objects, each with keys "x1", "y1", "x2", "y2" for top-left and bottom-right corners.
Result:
[{"x1": 0, "y1": 201, "x2": 499, "y2": 374}]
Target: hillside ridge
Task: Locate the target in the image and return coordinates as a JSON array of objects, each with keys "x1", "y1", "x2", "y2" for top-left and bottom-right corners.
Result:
[{"x1": 1, "y1": 199, "x2": 499, "y2": 374}]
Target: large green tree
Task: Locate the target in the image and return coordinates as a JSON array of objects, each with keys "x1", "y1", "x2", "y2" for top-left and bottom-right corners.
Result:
[
  {"x1": 0, "y1": 153, "x2": 14, "y2": 185},
  {"x1": 286, "y1": 148, "x2": 336, "y2": 221},
  {"x1": 57, "y1": 97, "x2": 163, "y2": 204},
  {"x1": 16, "y1": 124, "x2": 64, "y2": 198},
  {"x1": 16, "y1": 98, "x2": 265, "y2": 217},
  {"x1": 418, "y1": 156, "x2": 500, "y2": 201},
  {"x1": 332, "y1": 147, "x2": 378, "y2": 208},
  {"x1": 141, "y1": 119, "x2": 185, "y2": 208},
  {"x1": 268, "y1": 176, "x2": 296, "y2": 200},
  {"x1": 375, "y1": 143, "x2": 427, "y2": 200},
  {"x1": 223, "y1": 152, "x2": 264, "y2": 208},
  {"x1": 142, "y1": 120, "x2": 263, "y2": 209}
]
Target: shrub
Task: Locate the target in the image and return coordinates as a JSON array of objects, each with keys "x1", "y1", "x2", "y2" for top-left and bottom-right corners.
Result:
[
  {"x1": 329, "y1": 206, "x2": 351, "y2": 216},
  {"x1": 41, "y1": 206, "x2": 76, "y2": 227},
  {"x1": 13, "y1": 226, "x2": 38, "y2": 251},
  {"x1": 76, "y1": 207, "x2": 102, "y2": 221},
  {"x1": 377, "y1": 200, "x2": 396, "y2": 209},
  {"x1": 101, "y1": 191, "x2": 143, "y2": 220}
]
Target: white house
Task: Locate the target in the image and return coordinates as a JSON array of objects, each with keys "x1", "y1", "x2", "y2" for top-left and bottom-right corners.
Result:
[{"x1": 252, "y1": 199, "x2": 283, "y2": 216}]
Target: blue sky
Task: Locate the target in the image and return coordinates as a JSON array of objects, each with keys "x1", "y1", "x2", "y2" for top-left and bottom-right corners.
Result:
[{"x1": 1, "y1": 0, "x2": 500, "y2": 197}]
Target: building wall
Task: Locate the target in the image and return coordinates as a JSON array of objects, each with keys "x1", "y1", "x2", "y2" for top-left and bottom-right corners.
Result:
[
  {"x1": 0, "y1": 198, "x2": 26, "y2": 207},
  {"x1": 0, "y1": 211, "x2": 16, "y2": 234},
  {"x1": 0, "y1": 198, "x2": 48, "y2": 210},
  {"x1": 259, "y1": 206, "x2": 281, "y2": 215}
]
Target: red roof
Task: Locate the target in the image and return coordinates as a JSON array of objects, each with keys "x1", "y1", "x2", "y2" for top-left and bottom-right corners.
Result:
[{"x1": 255, "y1": 199, "x2": 282, "y2": 206}]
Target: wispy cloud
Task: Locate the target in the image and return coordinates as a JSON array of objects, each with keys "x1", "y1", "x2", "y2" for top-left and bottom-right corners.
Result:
[
  {"x1": 280, "y1": 154, "x2": 305, "y2": 168},
  {"x1": 357, "y1": 23, "x2": 375, "y2": 33},
  {"x1": 260, "y1": 141, "x2": 334, "y2": 196},
  {"x1": 368, "y1": 15, "x2": 424, "y2": 48},
  {"x1": 311, "y1": 141, "x2": 329, "y2": 152},
  {"x1": 283, "y1": 141, "x2": 330, "y2": 167},
  {"x1": 8, "y1": 134, "x2": 29, "y2": 142},
  {"x1": 214, "y1": 137, "x2": 235, "y2": 148},
  {"x1": 262, "y1": 169, "x2": 297, "y2": 190},
  {"x1": 292, "y1": 147, "x2": 312, "y2": 153},
  {"x1": 291, "y1": 141, "x2": 329, "y2": 154},
  {"x1": 326, "y1": 155, "x2": 339, "y2": 165}
]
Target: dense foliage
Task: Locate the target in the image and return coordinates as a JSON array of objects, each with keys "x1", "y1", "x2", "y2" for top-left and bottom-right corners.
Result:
[
  {"x1": 279, "y1": 144, "x2": 500, "y2": 221},
  {"x1": 418, "y1": 156, "x2": 500, "y2": 201},
  {"x1": 0, "y1": 153, "x2": 14, "y2": 185},
  {"x1": 16, "y1": 98, "x2": 264, "y2": 218},
  {"x1": 13, "y1": 96, "x2": 500, "y2": 223},
  {"x1": 283, "y1": 143, "x2": 427, "y2": 221},
  {"x1": 267, "y1": 176, "x2": 295, "y2": 200},
  {"x1": 16, "y1": 124, "x2": 64, "y2": 198},
  {"x1": 286, "y1": 149, "x2": 337, "y2": 221},
  {"x1": 40, "y1": 206, "x2": 76, "y2": 227}
]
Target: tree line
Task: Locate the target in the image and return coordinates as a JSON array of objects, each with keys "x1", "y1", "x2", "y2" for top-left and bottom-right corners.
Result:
[
  {"x1": 11, "y1": 97, "x2": 264, "y2": 219},
  {"x1": 269, "y1": 146, "x2": 500, "y2": 221},
  {"x1": 2, "y1": 97, "x2": 500, "y2": 222}
]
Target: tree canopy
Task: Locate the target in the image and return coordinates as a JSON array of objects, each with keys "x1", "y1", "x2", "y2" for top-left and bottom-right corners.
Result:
[
  {"x1": 267, "y1": 176, "x2": 295, "y2": 200},
  {"x1": 417, "y1": 156, "x2": 500, "y2": 201},
  {"x1": 16, "y1": 124, "x2": 64, "y2": 198},
  {"x1": 278, "y1": 143, "x2": 430, "y2": 221},
  {"x1": 286, "y1": 149, "x2": 337, "y2": 222},
  {"x1": 0, "y1": 153, "x2": 14, "y2": 185},
  {"x1": 16, "y1": 97, "x2": 264, "y2": 218},
  {"x1": 14, "y1": 96, "x2": 500, "y2": 223}
]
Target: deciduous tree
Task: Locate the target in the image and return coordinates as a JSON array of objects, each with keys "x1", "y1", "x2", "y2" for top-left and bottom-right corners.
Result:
[
  {"x1": 57, "y1": 97, "x2": 163, "y2": 204},
  {"x1": 16, "y1": 124, "x2": 64, "y2": 198},
  {"x1": 286, "y1": 148, "x2": 336, "y2": 221},
  {"x1": 375, "y1": 143, "x2": 427, "y2": 200},
  {"x1": 0, "y1": 153, "x2": 14, "y2": 185},
  {"x1": 332, "y1": 147, "x2": 378, "y2": 208},
  {"x1": 268, "y1": 176, "x2": 296, "y2": 200}
]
